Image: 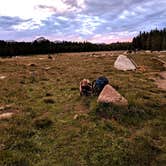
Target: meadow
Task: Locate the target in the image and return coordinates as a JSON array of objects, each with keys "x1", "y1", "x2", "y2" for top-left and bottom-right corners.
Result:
[{"x1": 0, "y1": 51, "x2": 166, "y2": 166}]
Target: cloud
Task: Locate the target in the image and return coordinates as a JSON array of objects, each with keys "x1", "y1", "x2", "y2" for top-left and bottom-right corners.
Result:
[
  {"x1": 0, "y1": 0, "x2": 166, "y2": 43},
  {"x1": 35, "y1": 5, "x2": 57, "y2": 12},
  {"x1": 0, "y1": 0, "x2": 71, "y2": 18},
  {"x1": 0, "y1": 16, "x2": 32, "y2": 31},
  {"x1": 89, "y1": 31, "x2": 138, "y2": 43},
  {"x1": 12, "y1": 20, "x2": 44, "y2": 31},
  {"x1": 0, "y1": 0, "x2": 73, "y2": 31}
]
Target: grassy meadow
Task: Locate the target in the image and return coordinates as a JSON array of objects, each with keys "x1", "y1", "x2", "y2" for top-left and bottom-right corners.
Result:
[{"x1": 0, "y1": 51, "x2": 166, "y2": 166}]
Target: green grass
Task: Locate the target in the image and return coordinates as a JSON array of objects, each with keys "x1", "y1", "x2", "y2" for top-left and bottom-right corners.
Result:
[{"x1": 0, "y1": 52, "x2": 166, "y2": 166}]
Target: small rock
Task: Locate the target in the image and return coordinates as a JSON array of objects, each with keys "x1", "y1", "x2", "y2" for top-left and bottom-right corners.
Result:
[
  {"x1": 0, "y1": 104, "x2": 14, "y2": 110},
  {"x1": 0, "y1": 76, "x2": 6, "y2": 80},
  {"x1": 74, "y1": 114, "x2": 78, "y2": 120},
  {"x1": 48, "y1": 55, "x2": 53, "y2": 59},
  {"x1": 28, "y1": 63, "x2": 37, "y2": 67},
  {"x1": 46, "y1": 93, "x2": 52, "y2": 97},
  {"x1": 0, "y1": 112, "x2": 14, "y2": 120},
  {"x1": 43, "y1": 98, "x2": 55, "y2": 104},
  {"x1": 44, "y1": 67, "x2": 51, "y2": 70},
  {"x1": 0, "y1": 144, "x2": 5, "y2": 150},
  {"x1": 0, "y1": 106, "x2": 5, "y2": 110}
]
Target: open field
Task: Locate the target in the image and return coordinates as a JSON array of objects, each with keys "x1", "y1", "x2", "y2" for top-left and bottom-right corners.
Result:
[{"x1": 0, "y1": 51, "x2": 166, "y2": 166}]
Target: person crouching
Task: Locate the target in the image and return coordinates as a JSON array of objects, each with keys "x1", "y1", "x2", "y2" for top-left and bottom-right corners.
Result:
[{"x1": 80, "y1": 79, "x2": 92, "y2": 96}]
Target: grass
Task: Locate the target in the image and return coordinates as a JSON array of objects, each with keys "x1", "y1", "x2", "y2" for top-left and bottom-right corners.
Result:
[{"x1": 0, "y1": 51, "x2": 166, "y2": 166}]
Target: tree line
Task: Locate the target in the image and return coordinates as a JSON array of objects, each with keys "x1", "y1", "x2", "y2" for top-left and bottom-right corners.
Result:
[
  {"x1": 132, "y1": 28, "x2": 166, "y2": 51},
  {"x1": 0, "y1": 40, "x2": 131, "y2": 57}
]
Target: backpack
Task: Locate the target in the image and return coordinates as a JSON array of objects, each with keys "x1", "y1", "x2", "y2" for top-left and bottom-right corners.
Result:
[{"x1": 92, "y1": 77, "x2": 109, "y2": 95}]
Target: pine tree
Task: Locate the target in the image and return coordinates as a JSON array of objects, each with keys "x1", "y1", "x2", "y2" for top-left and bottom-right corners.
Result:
[
  {"x1": 162, "y1": 37, "x2": 166, "y2": 50},
  {"x1": 146, "y1": 35, "x2": 151, "y2": 50}
]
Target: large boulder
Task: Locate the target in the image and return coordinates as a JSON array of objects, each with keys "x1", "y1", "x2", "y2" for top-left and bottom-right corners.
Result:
[
  {"x1": 114, "y1": 55, "x2": 136, "y2": 71},
  {"x1": 97, "y1": 84, "x2": 128, "y2": 106}
]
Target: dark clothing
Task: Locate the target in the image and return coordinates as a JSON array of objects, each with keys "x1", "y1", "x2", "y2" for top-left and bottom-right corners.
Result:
[{"x1": 80, "y1": 84, "x2": 92, "y2": 96}]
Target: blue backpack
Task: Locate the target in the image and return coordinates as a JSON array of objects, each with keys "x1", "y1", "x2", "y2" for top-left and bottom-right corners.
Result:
[{"x1": 92, "y1": 77, "x2": 109, "y2": 95}]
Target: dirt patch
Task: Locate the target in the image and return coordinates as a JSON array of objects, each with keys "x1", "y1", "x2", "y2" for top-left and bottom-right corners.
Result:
[
  {"x1": 158, "y1": 55, "x2": 166, "y2": 58},
  {"x1": 155, "y1": 72, "x2": 166, "y2": 90},
  {"x1": 74, "y1": 104, "x2": 89, "y2": 114}
]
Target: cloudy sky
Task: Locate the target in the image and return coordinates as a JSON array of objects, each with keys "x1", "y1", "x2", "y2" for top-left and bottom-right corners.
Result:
[{"x1": 0, "y1": 0, "x2": 166, "y2": 43}]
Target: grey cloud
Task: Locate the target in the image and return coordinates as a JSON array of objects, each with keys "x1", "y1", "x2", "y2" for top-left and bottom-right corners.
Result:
[
  {"x1": 62, "y1": 0, "x2": 78, "y2": 7},
  {"x1": 0, "y1": 16, "x2": 31, "y2": 30},
  {"x1": 36, "y1": 5, "x2": 57, "y2": 12}
]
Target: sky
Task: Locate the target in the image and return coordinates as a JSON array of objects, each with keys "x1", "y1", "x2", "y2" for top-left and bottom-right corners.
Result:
[{"x1": 0, "y1": 0, "x2": 166, "y2": 43}]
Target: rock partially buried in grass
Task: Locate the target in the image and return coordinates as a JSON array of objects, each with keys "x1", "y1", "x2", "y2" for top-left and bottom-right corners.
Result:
[
  {"x1": 0, "y1": 109, "x2": 19, "y2": 120},
  {"x1": 43, "y1": 98, "x2": 55, "y2": 104},
  {"x1": 48, "y1": 54, "x2": 53, "y2": 59},
  {"x1": 44, "y1": 67, "x2": 51, "y2": 71},
  {"x1": 97, "y1": 84, "x2": 128, "y2": 106},
  {"x1": 28, "y1": 63, "x2": 37, "y2": 67},
  {"x1": 73, "y1": 114, "x2": 78, "y2": 120},
  {"x1": 114, "y1": 55, "x2": 136, "y2": 71},
  {"x1": 0, "y1": 104, "x2": 14, "y2": 111},
  {"x1": 33, "y1": 116, "x2": 53, "y2": 129},
  {"x1": 0, "y1": 112, "x2": 14, "y2": 120},
  {"x1": 0, "y1": 76, "x2": 6, "y2": 80}
]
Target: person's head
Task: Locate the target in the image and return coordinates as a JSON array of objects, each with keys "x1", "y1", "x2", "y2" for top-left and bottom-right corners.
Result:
[{"x1": 81, "y1": 79, "x2": 90, "y2": 87}]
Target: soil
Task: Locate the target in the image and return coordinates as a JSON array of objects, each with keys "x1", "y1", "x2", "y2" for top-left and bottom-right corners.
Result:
[{"x1": 155, "y1": 71, "x2": 166, "y2": 90}]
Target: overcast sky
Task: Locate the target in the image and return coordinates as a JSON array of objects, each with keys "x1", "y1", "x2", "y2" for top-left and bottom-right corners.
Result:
[{"x1": 0, "y1": 0, "x2": 166, "y2": 43}]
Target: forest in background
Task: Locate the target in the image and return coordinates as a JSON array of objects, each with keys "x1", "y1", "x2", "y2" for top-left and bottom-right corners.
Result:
[
  {"x1": 0, "y1": 40, "x2": 131, "y2": 57},
  {"x1": 133, "y1": 28, "x2": 166, "y2": 51},
  {"x1": 0, "y1": 28, "x2": 166, "y2": 57}
]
